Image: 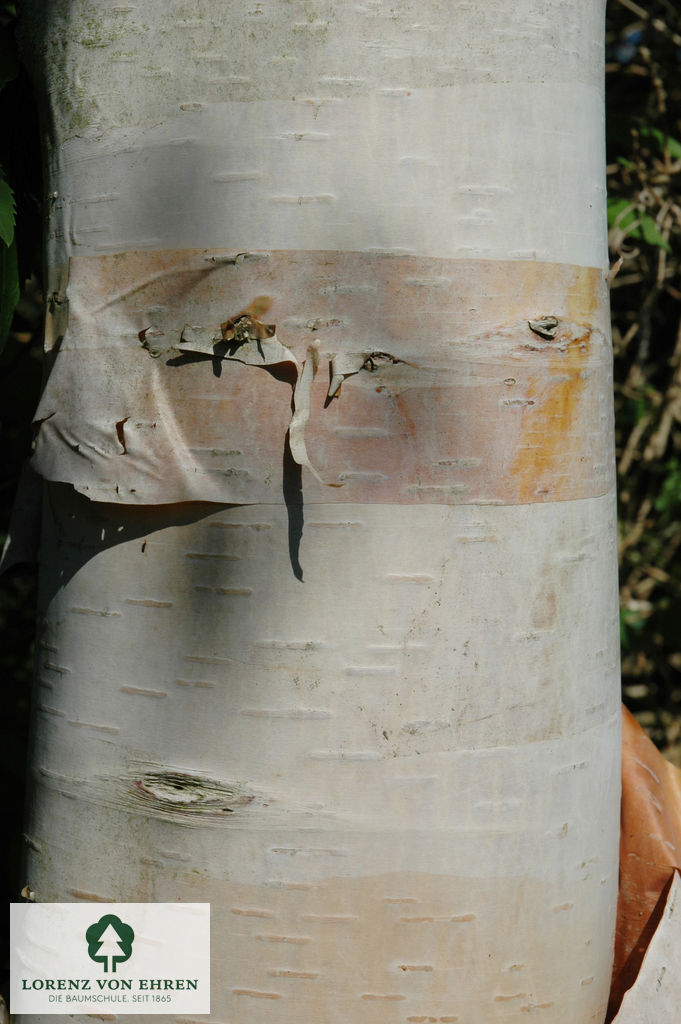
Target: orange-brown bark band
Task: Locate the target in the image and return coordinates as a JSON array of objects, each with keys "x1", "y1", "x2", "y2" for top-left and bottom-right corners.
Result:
[{"x1": 33, "y1": 250, "x2": 614, "y2": 507}]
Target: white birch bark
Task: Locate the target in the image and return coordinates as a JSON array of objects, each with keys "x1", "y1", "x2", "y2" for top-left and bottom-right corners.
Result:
[{"x1": 20, "y1": 2, "x2": 620, "y2": 1022}]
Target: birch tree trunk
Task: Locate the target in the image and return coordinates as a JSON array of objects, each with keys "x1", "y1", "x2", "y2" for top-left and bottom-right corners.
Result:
[{"x1": 20, "y1": 1, "x2": 620, "y2": 1021}]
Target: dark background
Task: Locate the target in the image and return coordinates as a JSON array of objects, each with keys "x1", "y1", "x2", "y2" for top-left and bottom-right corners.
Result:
[
  {"x1": 606, "y1": 0, "x2": 681, "y2": 756},
  {"x1": 2, "y1": 0, "x2": 681, "y2": 973}
]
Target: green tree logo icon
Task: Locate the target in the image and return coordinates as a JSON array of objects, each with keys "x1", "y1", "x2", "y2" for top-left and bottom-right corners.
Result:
[{"x1": 86, "y1": 914, "x2": 135, "y2": 973}]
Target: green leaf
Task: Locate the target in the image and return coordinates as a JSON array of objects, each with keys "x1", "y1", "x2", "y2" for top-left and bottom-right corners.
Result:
[
  {"x1": 0, "y1": 233, "x2": 19, "y2": 352},
  {"x1": 607, "y1": 197, "x2": 672, "y2": 252},
  {"x1": 654, "y1": 461, "x2": 681, "y2": 515},
  {"x1": 607, "y1": 196, "x2": 635, "y2": 229},
  {"x1": 640, "y1": 215, "x2": 672, "y2": 253},
  {"x1": 639, "y1": 126, "x2": 681, "y2": 160},
  {"x1": 0, "y1": 174, "x2": 15, "y2": 246},
  {"x1": 617, "y1": 156, "x2": 635, "y2": 170},
  {"x1": 634, "y1": 398, "x2": 648, "y2": 424}
]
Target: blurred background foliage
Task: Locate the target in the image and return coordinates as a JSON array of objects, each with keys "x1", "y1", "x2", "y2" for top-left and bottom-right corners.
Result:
[
  {"x1": 1, "y1": 0, "x2": 681, "y2": 897},
  {"x1": 606, "y1": 0, "x2": 681, "y2": 762}
]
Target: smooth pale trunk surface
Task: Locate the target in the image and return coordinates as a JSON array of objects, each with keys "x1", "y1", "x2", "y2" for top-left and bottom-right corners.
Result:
[
  {"x1": 20, "y1": 2, "x2": 619, "y2": 1022},
  {"x1": 29, "y1": 488, "x2": 620, "y2": 1024}
]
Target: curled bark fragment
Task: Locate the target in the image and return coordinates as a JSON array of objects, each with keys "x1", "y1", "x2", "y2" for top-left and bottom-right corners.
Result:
[
  {"x1": 220, "y1": 296, "x2": 274, "y2": 348},
  {"x1": 204, "y1": 251, "x2": 269, "y2": 265},
  {"x1": 179, "y1": 324, "x2": 297, "y2": 369},
  {"x1": 178, "y1": 327, "x2": 340, "y2": 486},
  {"x1": 528, "y1": 315, "x2": 559, "y2": 340},
  {"x1": 327, "y1": 350, "x2": 413, "y2": 399},
  {"x1": 610, "y1": 871, "x2": 681, "y2": 1023},
  {"x1": 608, "y1": 707, "x2": 681, "y2": 1019},
  {"x1": 290, "y1": 345, "x2": 342, "y2": 487},
  {"x1": 138, "y1": 327, "x2": 166, "y2": 357},
  {"x1": 607, "y1": 257, "x2": 623, "y2": 287},
  {"x1": 179, "y1": 297, "x2": 287, "y2": 365},
  {"x1": 521, "y1": 318, "x2": 593, "y2": 352}
]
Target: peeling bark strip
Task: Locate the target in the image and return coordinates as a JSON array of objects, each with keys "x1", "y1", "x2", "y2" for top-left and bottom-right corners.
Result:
[{"x1": 32, "y1": 251, "x2": 614, "y2": 506}]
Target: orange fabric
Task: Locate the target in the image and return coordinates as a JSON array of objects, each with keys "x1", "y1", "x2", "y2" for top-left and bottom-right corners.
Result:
[{"x1": 608, "y1": 705, "x2": 681, "y2": 1020}]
